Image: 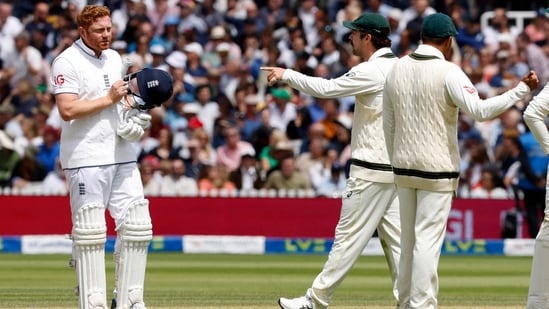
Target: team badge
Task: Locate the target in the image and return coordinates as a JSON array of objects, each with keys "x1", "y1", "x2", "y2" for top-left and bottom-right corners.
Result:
[
  {"x1": 463, "y1": 85, "x2": 476, "y2": 94},
  {"x1": 55, "y1": 74, "x2": 65, "y2": 85}
]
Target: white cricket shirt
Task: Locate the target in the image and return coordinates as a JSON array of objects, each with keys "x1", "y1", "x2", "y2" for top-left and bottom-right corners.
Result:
[{"x1": 51, "y1": 39, "x2": 136, "y2": 169}]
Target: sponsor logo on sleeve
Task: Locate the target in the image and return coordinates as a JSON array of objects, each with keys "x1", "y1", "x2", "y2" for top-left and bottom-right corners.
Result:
[{"x1": 55, "y1": 74, "x2": 65, "y2": 85}]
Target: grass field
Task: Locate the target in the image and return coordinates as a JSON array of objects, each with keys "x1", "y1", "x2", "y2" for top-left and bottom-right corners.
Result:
[{"x1": 0, "y1": 253, "x2": 533, "y2": 308}]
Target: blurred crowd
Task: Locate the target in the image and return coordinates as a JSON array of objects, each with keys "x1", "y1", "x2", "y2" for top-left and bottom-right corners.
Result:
[{"x1": 0, "y1": 0, "x2": 548, "y2": 201}]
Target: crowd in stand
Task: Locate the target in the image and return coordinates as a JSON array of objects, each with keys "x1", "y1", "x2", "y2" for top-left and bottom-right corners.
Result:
[{"x1": 0, "y1": 0, "x2": 548, "y2": 200}]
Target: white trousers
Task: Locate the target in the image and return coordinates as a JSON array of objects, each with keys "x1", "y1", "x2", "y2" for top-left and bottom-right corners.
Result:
[
  {"x1": 309, "y1": 177, "x2": 400, "y2": 308},
  {"x1": 527, "y1": 194, "x2": 549, "y2": 309},
  {"x1": 396, "y1": 187, "x2": 453, "y2": 309},
  {"x1": 65, "y1": 163, "x2": 144, "y2": 230}
]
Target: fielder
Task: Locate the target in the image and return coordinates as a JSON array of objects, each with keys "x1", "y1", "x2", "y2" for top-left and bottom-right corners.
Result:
[
  {"x1": 383, "y1": 13, "x2": 539, "y2": 309},
  {"x1": 523, "y1": 81, "x2": 549, "y2": 309},
  {"x1": 262, "y1": 12, "x2": 401, "y2": 309},
  {"x1": 50, "y1": 5, "x2": 173, "y2": 309}
]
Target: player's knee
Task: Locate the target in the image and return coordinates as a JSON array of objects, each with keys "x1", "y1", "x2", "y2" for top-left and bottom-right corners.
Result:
[
  {"x1": 120, "y1": 199, "x2": 152, "y2": 242},
  {"x1": 72, "y1": 202, "x2": 107, "y2": 246}
]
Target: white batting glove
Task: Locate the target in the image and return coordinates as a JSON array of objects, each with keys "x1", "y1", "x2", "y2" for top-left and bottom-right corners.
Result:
[
  {"x1": 130, "y1": 112, "x2": 152, "y2": 129},
  {"x1": 117, "y1": 119, "x2": 144, "y2": 142}
]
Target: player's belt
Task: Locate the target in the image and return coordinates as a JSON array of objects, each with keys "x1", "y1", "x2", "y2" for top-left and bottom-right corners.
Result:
[
  {"x1": 392, "y1": 167, "x2": 460, "y2": 179},
  {"x1": 351, "y1": 158, "x2": 392, "y2": 172}
]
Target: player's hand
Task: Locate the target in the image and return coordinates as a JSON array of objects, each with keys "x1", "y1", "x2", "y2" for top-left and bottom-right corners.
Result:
[
  {"x1": 260, "y1": 66, "x2": 286, "y2": 86},
  {"x1": 108, "y1": 80, "x2": 129, "y2": 105},
  {"x1": 131, "y1": 111, "x2": 152, "y2": 129},
  {"x1": 521, "y1": 71, "x2": 539, "y2": 91},
  {"x1": 117, "y1": 118, "x2": 144, "y2": 142}
]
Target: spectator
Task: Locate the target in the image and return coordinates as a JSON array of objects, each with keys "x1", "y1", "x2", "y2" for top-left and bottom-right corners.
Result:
[
  {"x1": 0, "y1": 104, "x2": 22, "y2": 139},
  {"x1": 35, "y1": 126, "x2": 60, "y2": 174},
  {"x1": 10, "y1": 146, "x2": 47, "y2": 191},
  {"x1": 517, "y1": 126, "x2": 548, "y2": 238},
  {"x1": 6, "y1": 30, "x2": 44, "y2": 88},
  {"x1": 516, "y1": 32, "x2": 549, "y2": 92},
  {"x1": 239, "y1": 94, "x2": 262, "y2": 143},
  {"x1": 263, "y1": 155, "x2": 311, "y2": 191},
  {"x1": 258, "y1": 128, "x2": 288, "y2": 176},
  {"x1": 308, "y1": 146, "x2": 340, "y2": 192},
  {"x1": 147, "y1": 0, "x2": 177, "y2": 37},
  {"x1": 216, "y1": 125, "x2": 255, "y2": 172},
  {"x1": 482, "y1": 7, "x2": 521, "y2": 53},
  {"x1": 469, "y1": 165, "x2": 510, "y2": 199},
  {"x1": 183, "y1": 42, "x2": 208, "y2": 85},
  {"x1": 159, "y1": 157, "x2": 198, "y2": 196},
  {"x1": 0, "y1": 130, "x2": 20, "y2": 187},
  {"x1": 139, "y1": 156, "x2": 161, "y2": 197},
  {"x1": 315, "y1": 163, "x2": 347, "y2": 198},
  {"x1": 176, "y1": 0, "x2": 208, "y2": 44},
  {"x1": 2, "y1": 79, "x2": 39, "y2": 118},
  {"x1": 13, "y1": 116, "x2": 41, "y2": 157},
  {"x1": 267, "y1": 87, "x2": 297, "y2": 132},
  {"x1": 228, "y1": 148, "x2": 264, "y2": 191},
  {"x1": 182, "y1": 138, "x2": 207, "y2": 181},
  {"x1": 524, "y1": 9, "x2": 547, "y2": 46},
  {"x1": 0, "y1": 3, "x2": 24, "y2": 39},
  {"x1": 194, "y1": 83, "x2": 220, "y2": 136},
  {"x1": 41, "y1": 157, "x2": 67, "y2": 195},
  {"x1": 148, "y1": 44, "x2": 169, "y2": 71},
  {"x1": 286, "y1": 105, "x2": 313, "y2": 154},
  {"x1": 197, "y1": 163, "x2": 237, "y2": 195},
  {"x1": 140, "y1": 125, "x2": 174, "y2": 161}
]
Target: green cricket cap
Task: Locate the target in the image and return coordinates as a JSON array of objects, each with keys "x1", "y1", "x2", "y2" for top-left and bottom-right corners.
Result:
[
  {"x1": 421, "y1": 13, "x2": 458, "y2": 38},
  {"x1": 343, "y1": 12, "x2": 390, "y2": 37}
]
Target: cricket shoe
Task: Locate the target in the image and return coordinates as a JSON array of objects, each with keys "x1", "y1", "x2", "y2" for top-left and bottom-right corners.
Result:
[
  {"x1": 129, "y1": 303, "x2": 146, "y2": 309},
  {"x1": 278, "y1": 295, "x2": 315, "y2": 309}
]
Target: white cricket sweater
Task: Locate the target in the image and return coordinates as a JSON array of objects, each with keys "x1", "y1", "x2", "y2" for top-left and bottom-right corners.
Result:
[
  {"x1": 283, "y1": 47, "x2": 397, "y2": 183},
  {"x1": 383, "y1": 44, "x2": 531, "y2": 192}
]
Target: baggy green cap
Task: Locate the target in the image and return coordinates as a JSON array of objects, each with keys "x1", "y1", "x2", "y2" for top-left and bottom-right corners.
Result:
[
  {"x1": 343, "y1": 12, "x2": 390, "y2": 37},
  {"x1": 421, "y1": 13, "x2": 458, "y2": 38}
]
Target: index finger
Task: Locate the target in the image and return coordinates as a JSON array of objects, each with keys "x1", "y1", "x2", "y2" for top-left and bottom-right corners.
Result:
[{"x1": 260, "y1": 67, "x2": 274, "y2": 71}]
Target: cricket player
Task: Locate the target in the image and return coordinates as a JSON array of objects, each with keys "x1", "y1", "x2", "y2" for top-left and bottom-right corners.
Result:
[
  {"x1": 262, "y1": 12, "x2": 401, "y2": 309},
  {"x1": 523, "y1": 80, "x2": 549, "y2": 309},
  {"x1": 50, "y1": 5, "x2": 173, "y2": 309},
  {"x1": 383, "y1": 13, "x2": 539, "y2": 309}
]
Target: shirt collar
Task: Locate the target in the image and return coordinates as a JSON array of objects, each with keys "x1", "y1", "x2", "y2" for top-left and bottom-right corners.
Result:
[
  {"x1": 369, "y1": 47, "x2": 395, "y2": 61},
  {"x1": 74, "y1": 38, "x2": 104, "y2": 59},
  {"x1": 413, "y1": 44, "x2": 445, "y2": 60}
]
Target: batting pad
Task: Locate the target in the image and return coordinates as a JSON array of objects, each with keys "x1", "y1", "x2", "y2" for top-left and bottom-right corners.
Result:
[
  {"x1": 115, "y1": 199, "x2": 153, "y2": 309},
  {"x1": 72, "y1": 202, "x2": 108, "y2": 309},
  {"x1": 527, "y1": 219, "x2": 549, "y2": 309}
]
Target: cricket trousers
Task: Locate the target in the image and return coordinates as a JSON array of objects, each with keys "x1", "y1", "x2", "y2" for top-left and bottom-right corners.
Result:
[
  {"x1": 527, "y1": 199, "x2": 549, "y2": 309},
  {"x1": 308, "y1": 177, "x2": 401, "y2": 308},
  {"x1": 396, "y1": 187, "x2": 453, "y2": 309}
]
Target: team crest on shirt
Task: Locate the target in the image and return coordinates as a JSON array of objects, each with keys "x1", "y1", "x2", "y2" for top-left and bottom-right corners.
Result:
[
  {"x1": 463, "y1": 85, "x2": 476, "y2": 94},
  {"x1": 55, "y1": 74, "x2": 65, "y2": 85}
]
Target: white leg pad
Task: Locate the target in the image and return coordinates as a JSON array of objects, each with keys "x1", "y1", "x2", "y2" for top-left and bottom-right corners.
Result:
[
  {"x1": 527, "y1": 219, "x2": 549, "y2": 309},
  {"x1": 115, "y1": 199, "x2": 153, "y2": 309},
  {"x1": 72, "y1": 202, "x2": 108, "y2": 309}
]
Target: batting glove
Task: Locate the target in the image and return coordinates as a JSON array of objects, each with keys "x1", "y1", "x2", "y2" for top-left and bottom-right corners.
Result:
[
  {"x1": 130, "y1": 112, "x2": 152, "y2": 129},
  {"x1": 117, "y1": 119, "x2": 144, "y2": 142}
]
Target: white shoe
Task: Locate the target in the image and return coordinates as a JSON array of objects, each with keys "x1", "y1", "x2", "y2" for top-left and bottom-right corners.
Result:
[{"x1": 278, "y1": 295, "x2": 315, "y2": 309}]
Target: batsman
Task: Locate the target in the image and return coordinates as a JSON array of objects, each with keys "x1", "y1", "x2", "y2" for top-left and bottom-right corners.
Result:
[{"x1": 50, "y1": 5, "x2": 173, "y2": 309}]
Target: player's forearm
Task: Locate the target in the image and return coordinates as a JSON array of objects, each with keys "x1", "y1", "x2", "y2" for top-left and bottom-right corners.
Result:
[{"x1": 58, "y1": 95, "x2": 117, "y2": 121}]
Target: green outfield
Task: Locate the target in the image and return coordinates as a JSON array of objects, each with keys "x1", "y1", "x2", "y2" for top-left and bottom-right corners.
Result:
[{"x1": 0, "y1": 253, "x2": 533, "y2": 308}]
